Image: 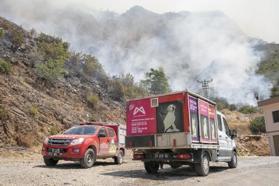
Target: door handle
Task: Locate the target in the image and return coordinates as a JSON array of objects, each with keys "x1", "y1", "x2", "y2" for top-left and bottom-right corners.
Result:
[{"x1": 219, "y1": 135, "x2": 222, "y2": 138}]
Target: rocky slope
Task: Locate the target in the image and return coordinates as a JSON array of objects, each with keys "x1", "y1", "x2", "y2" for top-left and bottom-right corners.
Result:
[{"x1": 0, "y1": 17, "x2": 125, "y2": 148}]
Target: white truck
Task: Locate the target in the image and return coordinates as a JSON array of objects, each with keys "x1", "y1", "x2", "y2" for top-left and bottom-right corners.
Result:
[{"x1": 126, "y1": 91, "x2": 237, "y2": 176}]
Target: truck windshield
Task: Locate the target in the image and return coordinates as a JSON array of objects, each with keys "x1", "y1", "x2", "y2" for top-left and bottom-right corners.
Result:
[{"x1": 63, "y1": 126, "x2": 96, "y2": 135}]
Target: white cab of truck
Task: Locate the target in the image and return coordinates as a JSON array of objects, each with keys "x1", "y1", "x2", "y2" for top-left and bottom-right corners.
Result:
[{"x1": 217, "y1": 111, "x2": 237, "y2": 162}]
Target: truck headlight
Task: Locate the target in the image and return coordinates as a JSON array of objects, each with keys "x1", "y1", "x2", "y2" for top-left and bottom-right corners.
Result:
[
  {"x1": 43, "y1": 137, "x2": 49, "y2": 145},
  {"x1": 70, "y1": 138, "x2": 84, "y2": 145}
]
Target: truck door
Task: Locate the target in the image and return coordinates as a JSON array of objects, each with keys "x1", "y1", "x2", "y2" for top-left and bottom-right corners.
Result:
[
  {"x1": 222, "y1": 117, "x2": 233, "y2": 155},
  {"x1": 217, "y1": 114, "x2": 231, "y2": 158},
  {"x1": 98, "y1": 127, "x2": 109, "y2": 156},
  {"x1": 217, "y1": 114, "x2": 227, "y2": 157},
  {"x1": 107, "y1": 127, "x2": 117, "y2": 156}
]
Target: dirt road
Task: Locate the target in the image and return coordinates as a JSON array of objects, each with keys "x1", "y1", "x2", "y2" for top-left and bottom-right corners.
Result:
[{"x1": 0, "y1": 156, "x2": 279, "y2": 186}]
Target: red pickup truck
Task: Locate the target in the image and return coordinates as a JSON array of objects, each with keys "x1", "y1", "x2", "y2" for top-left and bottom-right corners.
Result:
[{"x1": 42, "y1": 122, "x2": 126, "y2": 168}]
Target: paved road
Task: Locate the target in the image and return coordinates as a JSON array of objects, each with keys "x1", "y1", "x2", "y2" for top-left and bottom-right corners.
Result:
[{"x1": 0, "y1": 156, "x2": 279, "y2": 186}]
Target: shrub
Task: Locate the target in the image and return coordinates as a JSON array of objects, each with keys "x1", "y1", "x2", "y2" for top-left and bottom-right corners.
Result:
[
  {"x1": 0, "y1": 28, "x2": 4, "y2": 38},
  {"x1": 49, "y1": 125, "x2": 60, "y2": 135},
  {"x1": 10, "y1": 28, "x2": 24, "y2": 51},
  {"x1": 108, "y1": 80, "x2": 125, "y2": 101},
  {"x1": 86, "y1": 94, "x2": 99, "y2": 108},
  {"x1": 16, "y1": 133, "x2": 34, "y2": 147},
  {"x1": 29, "y1": 105, "x2": 39, "y2": 117},
  {"x1": 37, "y1": 33, "x2": 69, "y2": 61},
  {"x1": 35, "y1": 59, "x2": 65, "y2": 82},
  {"x1": 239, "y1": 106, "x2": 258, "y2": 114},
  {"x1": 0, "y1": 59, "x2": 11, "y2": 74},
  {"x1": 83, "y1": 55, "x2": 100, "y2": 75},
  {"x1": 250, "y1": 116, "x2": 266, "y2": 134},
  {"x1": 111, "y1": 74, "x2": 147, "y2": 100}
]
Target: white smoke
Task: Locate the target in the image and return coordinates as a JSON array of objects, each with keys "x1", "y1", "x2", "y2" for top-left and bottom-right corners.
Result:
[{"x1": 0, "y1": 0, "x2": 271, "y2": 105}]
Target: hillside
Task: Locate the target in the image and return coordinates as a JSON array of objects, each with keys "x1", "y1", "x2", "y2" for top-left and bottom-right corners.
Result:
[
  {"x1": 0, "y1": 17, "x2": 135, "y2": 148},
  {"x1": 256, "y1": 42, "x2": 279, "y2": 97}
]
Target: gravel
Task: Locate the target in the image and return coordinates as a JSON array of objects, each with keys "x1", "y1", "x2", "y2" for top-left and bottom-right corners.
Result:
[{"x1": 0, "y1": 155, "x2": 279, "y2": 186}]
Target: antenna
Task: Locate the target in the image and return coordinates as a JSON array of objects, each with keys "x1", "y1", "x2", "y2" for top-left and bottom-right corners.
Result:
[{"x1": 197, "y1": 79, "x2": 213, "y2": 98}]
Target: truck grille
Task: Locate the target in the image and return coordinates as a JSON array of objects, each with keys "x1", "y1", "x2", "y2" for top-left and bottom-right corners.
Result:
[{"x1": 48, "y1": 139, "x2": 72, "y2": 146}]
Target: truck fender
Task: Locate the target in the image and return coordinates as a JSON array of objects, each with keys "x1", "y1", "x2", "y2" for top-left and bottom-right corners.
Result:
[{"x1": 193, "y1": 149, "x2": 214, "y2": 163}]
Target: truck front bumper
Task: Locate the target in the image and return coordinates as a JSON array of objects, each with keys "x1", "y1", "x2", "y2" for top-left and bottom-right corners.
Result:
[{"x1": 42, "y1": 144, "x2": 86, "y2": 160}]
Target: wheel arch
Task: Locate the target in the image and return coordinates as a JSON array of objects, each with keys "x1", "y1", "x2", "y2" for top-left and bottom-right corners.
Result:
[
  {"x1": 119, "y1": 147, "x2": 125, "y2": 156},
  {"x1": 87, "y1": 145, "x2": 97, "y2": 154}
]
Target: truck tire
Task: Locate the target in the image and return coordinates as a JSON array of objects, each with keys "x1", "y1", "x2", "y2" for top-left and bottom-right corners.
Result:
[
  {"x1": 194, "y1": 153, "x2": 210, "y2": 176},
  {"x1": 80, "y1": 148, "x2": 96, "y2": 168},
  {"x1": 144, "y1": 161, "x2": 159, "y2": 174},
  {"x1": 114, "y1": 150, "x2": 124, "y2": 164},
  {"x1": 44, "y1": 157, "x2": 58, "y2": 166},
  {"x1": 228, "y1": 151, "x2": 237, "y2": 168}
]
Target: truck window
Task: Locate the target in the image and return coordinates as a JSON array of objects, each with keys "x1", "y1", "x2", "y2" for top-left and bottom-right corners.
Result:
[
  {"x1": 223, "y1": 118, "x2": 230, "y2": 136},
  {"x1": 108, "y1": 128, "x2": 115, "y2": 137},
  {"x1": 98, "y1": 128, "x2": 107, "y2": 137},
  {"x1": 217, "y1": 114, "x2": 222, "y2": 131},
  {"x1": 83, "y1": 126, "x2": 96, "y2": 135}
]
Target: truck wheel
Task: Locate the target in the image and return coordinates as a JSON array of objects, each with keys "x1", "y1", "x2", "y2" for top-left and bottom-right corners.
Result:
[
  {"x1": 144, "y1": 161, "x2": 159, "y2": 174},
  {"x1": 228, "y1": 151, "x2": 237, "y2": 168},
  {"x1": 80, "y1": 148, "x2": 96, "y2": 168},
  {"x1": 44, "y1": 157, "x2": 58, "y2": 166},
  {"x1": 194, "y1": 153, "x2": 210, "y2": 176},
  {"x1": 114, "y1": 150, "x2": 124, "y2": 164}
]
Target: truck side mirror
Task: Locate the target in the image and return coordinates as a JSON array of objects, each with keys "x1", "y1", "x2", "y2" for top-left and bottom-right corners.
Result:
[{"x1": 230, "y1": 129, "x2": 237, "y2": 139}]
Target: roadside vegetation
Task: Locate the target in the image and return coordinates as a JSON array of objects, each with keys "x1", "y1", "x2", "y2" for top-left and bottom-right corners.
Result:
[{"x1": 250, "y1": 116, "x2": 266, "y2": 134}]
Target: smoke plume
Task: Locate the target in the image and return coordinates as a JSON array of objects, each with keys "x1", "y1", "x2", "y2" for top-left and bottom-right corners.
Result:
[{"x1": 0, "y1": 0, "x2": 271, "y2": 105}]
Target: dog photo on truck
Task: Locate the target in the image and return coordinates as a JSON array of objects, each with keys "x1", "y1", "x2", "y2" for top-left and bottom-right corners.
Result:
[{"x1": 0, "y1": 0, "x2": 278, "y2": 185}]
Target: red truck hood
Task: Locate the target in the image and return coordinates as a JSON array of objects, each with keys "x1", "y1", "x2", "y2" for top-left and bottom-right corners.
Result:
[{"x1": 48, "y1": 134, "x2": 93, "y2": 139}]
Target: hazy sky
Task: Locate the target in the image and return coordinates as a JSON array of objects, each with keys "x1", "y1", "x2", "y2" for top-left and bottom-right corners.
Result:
[{"x1": 63, "y1": 0, "x2": 279, "y2": 43}]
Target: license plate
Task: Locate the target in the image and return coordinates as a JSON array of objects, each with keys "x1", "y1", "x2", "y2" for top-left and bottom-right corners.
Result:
[
  {"x1": 48, "y1": 148, "x2": 61, "y2": 156},
  {"x1": 49, "y1": 148, "x2": 60, "y2": 153},
  {"x1": 154, "y1": 153, "x2": 169, "y2": 159}
]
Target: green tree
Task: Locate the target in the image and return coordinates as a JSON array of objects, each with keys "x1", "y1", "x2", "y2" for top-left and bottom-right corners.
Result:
[
  {"x1": 35, "y1": 33, "x2": 70, "y2": 82},
  {"x1": 141, "y1": 67, "x2": 170, "y2": 95},
  {"x1": 250, "y1": 116, "x2": 266, "y2": 134}
]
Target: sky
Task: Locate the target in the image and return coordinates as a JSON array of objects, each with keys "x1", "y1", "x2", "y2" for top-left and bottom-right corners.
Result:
[{"x1": 64, "y1": 0, "x2": 279, "y2": 43}]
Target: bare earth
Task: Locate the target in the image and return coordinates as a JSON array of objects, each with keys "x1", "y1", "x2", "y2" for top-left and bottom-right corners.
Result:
[{"x1": 0, "y1": 155, "x2": 279, "y2": 186}]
